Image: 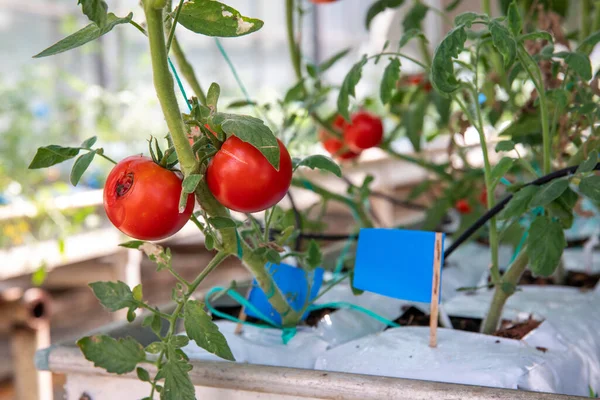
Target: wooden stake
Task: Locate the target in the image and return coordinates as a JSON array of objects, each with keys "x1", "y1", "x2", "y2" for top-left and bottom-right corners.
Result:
[
  {"x1": 429, "y1": 232, "x2": 443, "y2": 348},
  {"x1": 234, "y1": 287, "x2": 251, "y2": 335}
]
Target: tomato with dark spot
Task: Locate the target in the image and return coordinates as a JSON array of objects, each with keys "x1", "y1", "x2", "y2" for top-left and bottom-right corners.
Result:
[
  {"x1": 319, "y1": 115, "x2": 361, "y2": 160},
  {"x1": 455, "y1": 199, "x2": 472, "y2": 214},
  {"x1": 206, "y1": 136, "x2": 293, "y2": 213},
  {"x1": 103, "y1": 155, "x2": 194, "y2": 240},
  {"x1": 343, "y1": 111, "x2": 384, "y2": 152}
]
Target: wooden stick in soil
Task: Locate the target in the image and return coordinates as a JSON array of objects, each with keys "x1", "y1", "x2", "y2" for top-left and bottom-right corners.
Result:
[
  {"x1": 234, "y1": 287, "x2": 250, "y2": 335},
  {"x1": 429, "y1": 232, "x2": 443, "y2": 348}
]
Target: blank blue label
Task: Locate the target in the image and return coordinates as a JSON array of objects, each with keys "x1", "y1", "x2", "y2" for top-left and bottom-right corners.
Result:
[{"x1": 353, "y1": 228, "x2": 445, "y2": 303}]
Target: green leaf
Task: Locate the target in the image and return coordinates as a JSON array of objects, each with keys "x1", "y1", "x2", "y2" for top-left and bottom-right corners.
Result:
[
  {"x1": 577, "y1": 30, "x2": 600, "y2": 54},
  {"x1": 207, "y1": 82, "x2": 220, "y2": 109},
  {"x1": 495, "y1": 140, "x2": 515, "y2": 152},
  {"x1": 445, "y1": 0, "x2": 463, "y2": 11},
  {"x1": 431, "y1": 25, "x2": 467, "y2": 93},
  {"x1": 520, "y1": 31, "x2": 553, "y2": 42},
  {"x1": 119, "y1": 240, "x2": 145, "y2": 249},
  {"x1": 145, "y1": 341, "x2": 164, "y2": 354},
  {"x1": 499, "y1": 185, "x2": 538, "y2": 219},
  {"x1": 208, "y1": 216, "x2": 237, "y2": 228},
  {"x1": 143, "y1": 313, "x2": 163, "y2": 336},
  {"x1": 526, "y1": 216, "x2": 566, "y2": 277},
  {"x1": 212, "y1": 113, "x2": 280, "y2": 170},
  {"x1": 227, "y1": 100, "x2": 257, "y2": 109},
  {"x1": 490, "y1": 21, "x2": 517, "y2": 69},
  {"x1": 170, "y1": 335, "x2": 190, "y2": 349},
  {"x1": 555, "y1": 52, "x2": 592, "y2": 80},
  {"x1": 81, "y1": 136, "x2": 98, "y2": 149},
  {"x1": 529, "y1": 178, "x2": 569, "y2": 208},
  {"x1": 31, "y1": 264, "x2": 48, "y2": 287},
  {"x1": 547, "y1": 187, "x2": 577, "y2": 229},
  {"x1": 403, "y1": 93, "x2": 427, "y2": 152},
  {"x1": 579, "y1": 175, "x2": 600, "y2": 202},
  {"x1": 306, "y1": 240, "x2": 322, "y2": 270},
  {"x1": 78, "y1": 0, "x2": 108, "y2": 27},
  {"x1": 293, "y1": 155, "x2": 342, "y2": 177},
  {"x1": 160, "y1": 355, "x2": 195, "y2": 400},
  {"x1": 576, "y1": 150, "x2": 598, "y2": 174},
  {"x1": 454, "y1": 12, "x2": 486, "y2": 27},
  {"x1": 365, "y1": 0, "x2": 405, "y2": 29},
  {"x1": 182, "y1": 174, "x2": 202, "y2": 194},
  {"x1": 265, "y1": 249, "x2": 282, "y2": 264},
  {"x1": 184, "y1": 300, "x2": 235, "y2": 361},
  {"x1": 316, "y1": 48, "x2": 351, "y2": 73},
  {"x1": 77, "y1": 335, "x2": 145, "y2": 374},
  {"x1": 398, "y1": 28, "x2": 427, "y2": 48},
  {"x1": 380, "y1": 58, "x2": 401, "y2": 104},
  {"x1": 132, "y1": 284, "x2": 143, "y2": 302},
  {"x1": 33, "y1": 13, "x2": 132, "y2": 58},
  {"x1": 284, "y1": 80, "x2": 306, "y2": 103},
  {"x1": 177, "y1": 0, "x2": 263, "y2": 37},
  {"x1": 490, "y1": 157, "x2": 515, "y2": 188},
  {"x1": 337, "y1": 56, "x2": 368, "y2": 121},
  {"x1": 89, "y1": 281, "x2": 137, "y2": 312},
  {"x1": 402, "y1": 2, "x2": 429, "y2": 32},
  {"x1": 136, "y1": 367, "x2": 150, "y2": 382},
  {"x1": 70, "y1": 151, "x2": 96, "y2": 186},
  {"x1": 507, "y1": 1, "x2": 522, "y2": 36},
  {"x1": 29, "y1": 145, "x2": 80, "y2": 169}
]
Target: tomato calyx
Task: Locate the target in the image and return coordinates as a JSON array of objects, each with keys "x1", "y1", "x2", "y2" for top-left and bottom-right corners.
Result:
[{"x1": 115, "y1": 172, "x2": 134, "y2": 197}]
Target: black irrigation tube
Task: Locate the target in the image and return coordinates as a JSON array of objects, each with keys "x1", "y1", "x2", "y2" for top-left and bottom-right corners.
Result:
[{"x1": 285, "y1": 163, "x2": 597, "y2": 260}]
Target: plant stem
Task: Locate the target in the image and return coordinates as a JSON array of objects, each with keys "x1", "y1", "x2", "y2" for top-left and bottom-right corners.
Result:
[
  {"x1": 480, "y1": 250, "x2": 529, "y2": 334},
  {"x1": 581, "y1": 0, "x2": 593, "y2": 42},
  {"x1": 165, "y1": 0, "x2": 184, "y2": 53},
  {"x1": 135, "y1": 302, "x2": 172, "y2": 320},
  {"x1": 594, "y1": 1, "x2": 600, "y2": 33},
  {"x1": 418, "y1": 37, "x2": 432, "y2": 67},
  {"x1": 143, "y1": 2, "x2": 197, "y2": 176},
  {"x1": 84, "y1": 148, "x2": 117, "y2": 164},
  {"x1": 482, "y1": 0, "x2": 491, "y2": 16},
  {"x1": 286, "y1": 0, "x2": 303, "y2": 81},
  {"x1": 263, "y1": 207, "x2": 276, "y2": 242}
]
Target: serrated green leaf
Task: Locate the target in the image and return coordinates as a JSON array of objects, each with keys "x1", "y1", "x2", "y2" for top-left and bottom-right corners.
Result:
[
  {"x1": 507, "y1": 1, "x2": 522, "y2": 36},
  {"x1": 33, "y1": 13, "x2": 132, "y2": 58},
  {"x1": 555, "y1": 51, "x2": 592, "y2": 80},
  {"x1": 495, "y1": 140, "x2": 515, "y2": 152},
  {"x1": 547, "y1": 187, "x2": 577, "y2": 229},
  {"x1": 380, "y1": 58, "x2": 401, "y2": 104},
  {"x1": 431, "y1": 25, "x2": 467, "y2": 93},
  {"x1": 337, "y1": 56, "x2": 368, "y2": 121},
  {"x1": 284, "y1": 80, "x2": 306, "y2": 103},
  {"x1": 77, "y1": 335, "x2": 145, "y2": 374},
  {"x1": 119, "y1": 240, "x2": 145, "y2": 249},
  {"x1": 490, "y1": 21, "x2": 516, "y2": 69},
  {"x1": 365, "y1": 0, "x2": 405, "y2": 29},
  {"x1": 490, "y1": 157, "x2": 515, "y2": 188},
  {"x1": 403, "y1": 2, "x2": 428, "y2": 31},
  {"x1": 78, "y1": 0, "x2": 108, "y2": 27},
  {"x1": 530, "y1": 178, "x2": 569, "y2": 207},
  {"x1": 177, "y1": 0, "x2": 263, "y2": 37},
  {"x1": 29, "y1": 145, "x2": 80, "y2": 169},
  {"x1": 454, "y1": 12, "x2": 486, "y2": 27},
  {"x1": 70, "y1": 151, "x2": 96, "y2": 186},
  {"x1": 499, "y1": 185, "x2": 538, "y2": 219},
  {"x1": 208, "y1": 216, "x2": 237, "y2": 228},
  {"x1": 207, "y1": 82, "x2": 220, "y2": 109},
  {"x1": 160, "y1": 355, "x2": 195, "y2": 400},
  {"x1": 184, "y1": 300, "x2": 235, "y2": 361},
  {"x1": 579, "y1": 175, "x2": 600, "y2": 201},
  {"x1": 403, "y1": 93, "x2": 427, "y2": 152},
  {"x1": 89, "y1": 281, "x2": 137, "y2": 312},
  {"x1": 576, "y1": 150, "x2": 598, "y2": 174},
  {"x1": 520, "y1": 31, "x2": 553, "y2": 42},
  {"x1": 81, "y1": 136, "x2": 98, "y2": 149},
  {"x1": 526, "y1": 216, "x2": 566, "y2": 277},
  {"x1": 293, "y1": 155, "x2": 342, "y2": 177},
  {"x1": 399, "y1": 28, "x2": 427, "y2": 48},
  {"x1": 306, "y1": 240, "x2": 322, "y2": 270},
  {"x1": 212, "y1": 113, "x2": 280, "y2": 170},
  {"x1": 317, "y1": 48, "x2": 351, "y2": 73}
]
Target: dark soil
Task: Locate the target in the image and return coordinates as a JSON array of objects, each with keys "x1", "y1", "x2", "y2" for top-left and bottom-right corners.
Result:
[{"x1": 519, "y1": 270, "x2": 600, "y2": 289}]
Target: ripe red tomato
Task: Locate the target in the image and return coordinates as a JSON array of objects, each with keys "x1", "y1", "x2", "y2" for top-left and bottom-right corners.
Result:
[
  {"x1": 343, "y1": 111, "x2": 384, "y2": 152},
  {"x1": 319, "y1": 115, "x2": 360, "y2": 160},
  {"x1": 455, "y1": 199, "x2": 472, "y2": 214},
  {"x1": 406, "y1": 73, "x2": 432, "y2": 92},
  {"x1": 479, "y1": 189, "x2": 488, "y2": 206},
  {"x1": 206, "y1": 136, "x2": 293, "y2": 213},
  {"x1": 103, "y1": 156, "x2": 194, "y2": 240}
]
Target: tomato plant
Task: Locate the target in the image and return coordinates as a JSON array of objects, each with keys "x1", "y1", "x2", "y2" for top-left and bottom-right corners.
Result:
[
  {"x1": 103, "y1": 155, "x2": 194, "y2": 240},
  {"x1": 206, "y1": 136, "x2": 293, "y2": 213},
  {"x1": 343, "y1": 111, "x2": 384, "y2": 152}
]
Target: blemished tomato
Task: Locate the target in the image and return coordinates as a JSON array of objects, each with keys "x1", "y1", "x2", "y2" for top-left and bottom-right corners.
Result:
[
  {"x1": 343, "y1": 111, "x2": 384, "y2": 152},
  {"x1": 206, "y1": 136, "x2": 293, "y2": 213},
  {"x1": 103, "y1": 156, "x2": 194, "y2": 241},
  {"x1": 319, "y1": 115, "x2": 361, "y2": 160},
  {"x1": 455, "y1": 199, "x2": 472, "y2": 214}
]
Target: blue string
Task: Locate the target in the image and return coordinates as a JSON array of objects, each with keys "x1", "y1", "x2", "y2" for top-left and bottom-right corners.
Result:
[
  {"x1": 500, "y1": 177, "x2": 512, "y2": 187},
  {"x1": 168, "y1": 57, "x2": 192, "y2": 112},
  {"x1": 214, "y1": 38, "x2": 253, "y2": 104},
  {"x1": 206, "y1": 286, "x2": 279, "y2": 327}
]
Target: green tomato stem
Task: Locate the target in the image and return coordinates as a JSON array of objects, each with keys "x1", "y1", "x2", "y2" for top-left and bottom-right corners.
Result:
[
  {"x1": 165, "y1": 0, "x2": 184, "y2": 53},
  {"x1": 594, "y1": 1, "x2": 600, "y2": 33},
  {"x1": 286, "y1": 0, "x2": 303, "y2": 82},
  {"x1": 481, "y1": 0, "x2": 491, "y2": 16},
  {"x1": 379, "y1": 142, "x2": 453, "y2": 181},
  {"x1": 581, "y1": 0, "x2": 593, "y2": 42}
]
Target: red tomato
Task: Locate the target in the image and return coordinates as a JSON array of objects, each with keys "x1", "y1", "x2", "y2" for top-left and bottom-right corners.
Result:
[
  {"x1": 206, "y1": 136, "x2": 293, "y2": 213},
  {"x1": 343, "y1": 111, "x2": 384, "y2": 152},
  {"x1": 319, "y1": 115, "x2": 360, "y2": 160},
  {"x1": 455, "y1": 199, "x2": 472, "y2": 214},
  {"x1": 406, "y1": 73, "x2": 432, "y2": 92},
  {"x1": 103, "y1": 156, "x2": 194, "y2": 240}
]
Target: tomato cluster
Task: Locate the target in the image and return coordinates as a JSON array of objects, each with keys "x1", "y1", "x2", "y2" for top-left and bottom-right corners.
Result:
[{"x1": 319, "y1": 112, "x2": 383, "y2": 161}]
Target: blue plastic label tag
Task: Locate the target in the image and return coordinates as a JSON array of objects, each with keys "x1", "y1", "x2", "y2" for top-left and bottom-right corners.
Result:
[
  {"x1": 245, "y1": 263, "x2": 324, "y2": 326},
  {"x1": 353, "y1": 228, "x2": 445, "y2": 303}
]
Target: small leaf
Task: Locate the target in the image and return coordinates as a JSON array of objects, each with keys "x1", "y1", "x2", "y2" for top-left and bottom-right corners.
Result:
[
  {"x1": 77, "y1": 335, "x2": 145, "y2": 374},
  {"x1": 170, "y1": 335, "x2": 190, "y2": 349},
  {"x1": 265, "y1": 249, "x2": 282, "y2": 264},
  {"x1": 208, "y1": 216, "x2": 237, "y2": 228},
  {"x1": 136, "y1": 367, "x2": 150, "y2": 382},
  {"x1": 365, "y1": 0, "x2": 406, "y2": 29},
  {"x1": 81, "y1": 136, "x2": 98, "y2": 148},
  {"x1": 577, "y1": 30, "x2": 600, "y2": 54},
  {"x1": 403, "y1": 93, "x2": 427, "y2": 152},
  {"x1": 184, "y1": 300, "x2": 235, "y2": 361},
  {"x1": 119, "y1": 240, "x2": 145, "y2": 249},
  {"x1": 29, "y1": 145, "x2": 80, "y2": 169},
  {"x1": 160, "y1": 356, "x2": 195, "y2": 400},
  {"x1": 70, "y1": 151, "x2": 96, "y2": 186},
  {"x1": 380, "y1": 57, "x2": 401, "y2": 104},
  {"x1": 205, "y1": 234, "x2": 215, "y2": 250},
  {"x1": 207, "y1": 82, "x2": 220, "y2": 109},
  {"x1": 227, "y1": 100, "x2": 257, "y2": 108},
  {"x1": 78, "y1": 0, "x2": 108, "y2": 27},
  {"x1": 547, "y1": 188, "x2": 577, "y2": 229},
  {"x1": 182, "y1": 174, "x2": 202, "y2": 194},
  {"x1": 126, "y1": 307, "x2": 136, "y2": 322},
  {"x1": 212, "y1": 113, "x2": 280, "y2": 170},
  {"x1": 526, "y1": 216, "x2": 566, "y2": 277},
  {"x1": 499, "y1": 185, "x2": 538, "y2": 219},
  {"x1": 284, "y1": 80, "x2": 306, "y2": 103},
  {"x1": 507, "y1": 0, "x2": 522, "y2": 36},
  {"x1": 145, "y1": 341, "x2": 164, "y2": 354},
  {"x1": 529, "y1": 178, "x2": 569, "y2": 208},
  {"x1": 490, "y1": 21, "x2": 516, "y2": 69},
  {"x1": 132, "y1": 284, "x2": 143, "y2": 302},
  {"x1": 576, "y1": 150, "x2": 598, "y2": 174},
  {"x1": 454, "y1": 12, "x2": 486, "y2": 27},
  {"x1": 306, "y1": 240, "x2": 322, "y2": 270},
  {"x1": 402, "y1": 2, "x2": 428, "y2": 32},
  {"x1": 89, "y1": 281, "x2": 137, "y2": 312},
  {"x1": 520, "y1": 31, "x2": 553, "y2": 42},
  {"x1": 293, "y1": 155, "x2": 342, "y2": 177},
  {"x1": 337, "y1": 56, "x2": 368, "y2": 121},
  {"x1": 431, "y1": 25, "x2": 467, "y2": 93},
  {"x1": 177, "y1": 0, "x2": 263, "y2": 37},
  {"x1": 316, "y1": 48, "x2": 351, "y2": 73},
  {"x1": 33, "y1": 13, "x2": 132, "y2": 58},
  {"x1": 490, "y1": 157, "x2": 515, "y2": 188},
  {"x1": 555, "y1": 51, "x2": 592, "y2": 80},
  {"x1": 579, "y1": 175, "x2": 600, "y2": 202},
  {"x1": 399, "y1": 28, "x2": 427, "y2": 48},
  {"x1": 495, "y1": 140, "x2": 515, "y2": 152}
]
